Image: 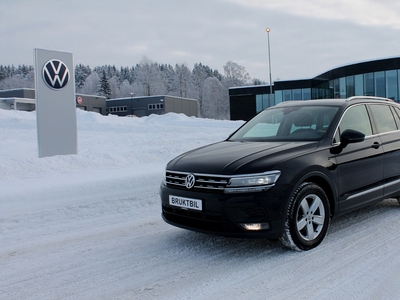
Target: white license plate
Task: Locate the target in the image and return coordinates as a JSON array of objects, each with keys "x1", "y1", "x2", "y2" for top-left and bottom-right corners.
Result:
[{"x1": 169, "y1": 195, "x2": 202, "y2": 211}]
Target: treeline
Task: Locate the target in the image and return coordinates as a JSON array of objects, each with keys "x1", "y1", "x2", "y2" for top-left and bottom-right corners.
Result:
[
  {"x1": 0, "y1": 64, "x2": 35, "y2": 89},
  {"x1": 0, "y1": 57, "x2": 265, "y2": 119}
]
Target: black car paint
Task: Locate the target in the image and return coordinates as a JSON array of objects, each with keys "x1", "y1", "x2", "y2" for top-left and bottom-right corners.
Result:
[{"x1": 160, "y1": 98, "x2": 400, "y2": 241}]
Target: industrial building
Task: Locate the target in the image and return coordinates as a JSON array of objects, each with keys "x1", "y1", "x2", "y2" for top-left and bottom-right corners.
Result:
[
  {"x1": 230, "y1": 56, "x2": 400, "y2": 121},
  {"x1": 0, "y1": 89, "x2": 198, "y2": 118},
  {"x1": 107, "y1": 95, "x2": 198, "y2": 117},
  {"x1": 0, "y1": 88, "x2": 107, "y2": 115}
]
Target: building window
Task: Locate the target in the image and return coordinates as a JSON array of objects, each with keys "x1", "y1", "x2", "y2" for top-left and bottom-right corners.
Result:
[
  {"x1": 313, "y1": 82, "x2": 330, "y2": 99},
  {"x1": 283, "y1": 90, "x2": 291, "y2": 101},
  {"x1": 275, "y1": 90, "x2": 282, "y2": 105},
  {"x1": 256, "y1": 94, "x2": 271, "y2": 112},
  {"x1": 292, "y1": 89, "x2": 302, "y2": 100},
  {"x1": 364, "y1": 72, "x2": 374, "y2": 96},
  {"x1": 302, "y1": 88, "x2": 311, "y2": 100},
  {"x1": 265, "y1": 94, "x2": 270, "y2": 108},
  {"x1": 346, "y1": 76, "x2": 355, "y2": 97},
  {"x1": 354, "y1": 74, "x2": 363, "y2": 96},
  {"x1": 256, "y1": 95, "x2": 262, "y2": 112},
  {"x1": 109, "y1": 106, "x2": 127, "y2": 113},
  {"x1": 339, "y1": 77, "x2": 346, "y2": 98},
  {"x1": 374, "y1": 71, "x2": 385, "y2": 97},
  {"x1": 333, "y1": 79, "x2": 340, "y2": 98},
  {"x1": 148, "y1": 103, "x2": 164, "y2": 110},
  {"x1": 386, "y1": 70, "x2": 397, "y2": 101}
]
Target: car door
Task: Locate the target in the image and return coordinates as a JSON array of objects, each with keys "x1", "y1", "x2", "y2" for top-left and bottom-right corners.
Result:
[
  {"x1": 368, "y1": 104, "x2": 400, "y2": 197},
  {"x1": 333, "y1": 104, "x2": 384, "y2": 214}
]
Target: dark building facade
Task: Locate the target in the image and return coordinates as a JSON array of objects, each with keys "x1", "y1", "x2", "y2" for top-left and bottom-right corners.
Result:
[
  {"x1": 107, "y1": 95, "x2": 198, "y2": 117},
  {"x1": 230, "y1": 56, "x2": 400, "y2": 121},
  {"x1": 0, "y1": 88, "x2": 36, "y2": 99},
  {"x1": 75, "y1": 94, "x2": 107, "y2": 114}
]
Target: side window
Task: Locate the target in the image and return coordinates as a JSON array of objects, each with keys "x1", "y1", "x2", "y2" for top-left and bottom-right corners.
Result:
[
  {"x1": 338, "y1": 105, "x2": 373, "y2": 136},
  {"x1": 368, "y1": 105, "x2": 397, "y2": 134},
  {"x1": 392, "y1": 107, "x2": 400, "y2": 129}
]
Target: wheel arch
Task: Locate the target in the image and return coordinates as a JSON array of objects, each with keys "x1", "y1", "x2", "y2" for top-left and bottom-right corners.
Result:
[{"x1": 291, "y1": 170, "x2": 337, "y2": 218}]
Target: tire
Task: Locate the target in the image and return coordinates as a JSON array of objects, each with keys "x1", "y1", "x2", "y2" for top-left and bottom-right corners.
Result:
[{"x1": 280, "y1": 182, "x2": 330, "y2": 251}]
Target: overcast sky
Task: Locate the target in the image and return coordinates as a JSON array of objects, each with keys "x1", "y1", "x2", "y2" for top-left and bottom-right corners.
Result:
[{"x1": 2, "y1": 0, "x2": 400, "y2": 83}]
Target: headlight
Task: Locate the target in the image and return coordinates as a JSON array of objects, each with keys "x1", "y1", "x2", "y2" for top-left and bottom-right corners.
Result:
[{"x1": 225, "y1": 171, "x2": 281, "y2": 194}]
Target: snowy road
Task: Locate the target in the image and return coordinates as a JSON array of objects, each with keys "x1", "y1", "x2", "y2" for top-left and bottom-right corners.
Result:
[
  {"x1": 1, "y1": 110, "x2": 400, "y2": 299},
  {"x1": 2, "y1": 171, "x2": 400, "y2": 300}
]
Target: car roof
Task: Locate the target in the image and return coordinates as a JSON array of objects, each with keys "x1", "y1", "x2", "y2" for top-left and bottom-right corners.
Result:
[{"x1": 274, "y1": 97, "x2": 398, "y2": 108}]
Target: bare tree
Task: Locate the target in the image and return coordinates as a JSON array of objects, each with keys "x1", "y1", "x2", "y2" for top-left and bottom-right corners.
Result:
[
  {"x1": 134, "y1": 57, "x2": 165, "y2": 96},
  {"x1": 77, "y1": 72, "x2": 99, "y2": 95},
  {"x1": 174, "y1": 63, "x2": 191, "y2": 98},
  {"x1": 223, "y1": 61, "x2": 251, "y2": 87},
  {"x1": 117, "y1": 79, "x2": 134, "y2": 98},
  {"x1": 202, "y1": 77, "x2": 226, "y2": 119},
  {"x1": 0, "y1": 71, "x2": 34, "y2": 90}
]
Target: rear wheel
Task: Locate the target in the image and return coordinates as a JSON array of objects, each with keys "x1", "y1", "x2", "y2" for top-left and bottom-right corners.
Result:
[{"x1": 280, "y1": 182, "x2": 330, "y2": 251}]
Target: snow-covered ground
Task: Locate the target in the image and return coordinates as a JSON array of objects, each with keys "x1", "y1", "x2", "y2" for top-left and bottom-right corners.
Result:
[{"x1": 1, "y1": 108, "x2": 400, "y2": 299}]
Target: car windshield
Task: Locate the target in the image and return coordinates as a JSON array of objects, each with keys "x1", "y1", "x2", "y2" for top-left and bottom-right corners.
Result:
[{"x1": 229, "y1": 105, "x2": 339, "y2": 142}]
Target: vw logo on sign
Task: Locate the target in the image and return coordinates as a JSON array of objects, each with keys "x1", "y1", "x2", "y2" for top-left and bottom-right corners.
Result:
[
  {"x1": 42, "y1": 59, "x2": 70, "y2": 89},
  {"x1": 185, "y1": 174, "x2": 196, "y2": 189}
]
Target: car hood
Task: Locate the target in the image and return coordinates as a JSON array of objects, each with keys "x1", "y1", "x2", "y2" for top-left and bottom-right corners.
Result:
[{"x1": 167, "y1": 140, "x2": 319, "y2": 175}]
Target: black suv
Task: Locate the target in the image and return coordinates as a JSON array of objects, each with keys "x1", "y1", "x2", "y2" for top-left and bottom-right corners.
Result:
[{"x1": 160, "y1": 97, "x2": 400, "y2": 250}]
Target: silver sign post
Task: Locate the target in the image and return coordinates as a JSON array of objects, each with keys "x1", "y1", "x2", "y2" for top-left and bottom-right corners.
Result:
[{"x1": 34, "y1": 49, "x2": 78, "y2": 158}]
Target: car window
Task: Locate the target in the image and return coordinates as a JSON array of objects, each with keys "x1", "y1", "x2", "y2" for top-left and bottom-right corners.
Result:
[
  {"x1": 392, "y1": 107, "x2": 400, "y2": 129},
  {"x1": 335, "y1": 105, "x2": 372, "y2": 143},
  {"x1": 229, "y1": 106, "x2": 339, "y2": 141},
  {"x1": 368, "y1": 104, "x2": 397, "y2": 134}
]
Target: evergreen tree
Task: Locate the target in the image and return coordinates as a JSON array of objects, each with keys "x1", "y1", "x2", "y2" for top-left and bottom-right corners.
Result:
[
  {"x1": 75, "y1": 64, "x2": 92, "y2": 89},
  {"x1": 97, "y1": 70, "x2": 112, "y2": 99},
  {"x1": 160, "y1": 64, "x2": 176, "y2": 95},
  {"x1": 252, "y1": 78, "x2": 266, "y2": 85},
  {"x1": 0, "y1": 66, "x2": 7, "y2": 81}
]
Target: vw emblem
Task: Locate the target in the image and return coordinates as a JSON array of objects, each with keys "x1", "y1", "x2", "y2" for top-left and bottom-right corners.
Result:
[
  {"x1": 42, "y1": 59, "x2": 70, "y2": 89},
  {"x1": 185, "y1": 174, "x2": 196, "y2": 189}
]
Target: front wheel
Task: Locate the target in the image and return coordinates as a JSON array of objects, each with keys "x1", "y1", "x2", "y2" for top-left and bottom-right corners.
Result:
[{"x1": 280, "y1": 182, "x2": 330, "y2": 251}]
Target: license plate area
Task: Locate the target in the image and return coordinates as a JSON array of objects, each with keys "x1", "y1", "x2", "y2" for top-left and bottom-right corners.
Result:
[{"x1": 169, "y1": 195, "x2": 202, "y2": 211}]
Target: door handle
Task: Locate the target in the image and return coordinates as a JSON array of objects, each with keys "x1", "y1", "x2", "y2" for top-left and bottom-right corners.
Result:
[{"x1": 371, "y1": 142, "x2": 381, "y2": 149}]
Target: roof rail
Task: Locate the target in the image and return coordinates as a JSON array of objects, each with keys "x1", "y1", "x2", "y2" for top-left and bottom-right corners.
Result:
[{"x1": 346, "y1": 96, "x2": 395, "y2": 102}]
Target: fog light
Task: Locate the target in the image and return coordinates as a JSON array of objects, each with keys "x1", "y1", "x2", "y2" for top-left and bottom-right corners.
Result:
[{"x1": 240, "y1": 222, "x2": 270, "y2": 231}]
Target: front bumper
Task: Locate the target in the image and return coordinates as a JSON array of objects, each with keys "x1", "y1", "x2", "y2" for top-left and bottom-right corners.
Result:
[{"x1": 159, "y1": 182, "x2": 288, "y2": 239}]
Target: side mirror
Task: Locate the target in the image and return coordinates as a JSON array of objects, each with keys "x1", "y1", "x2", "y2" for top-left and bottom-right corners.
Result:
[
  {"x1": 341, "y1": 129, "x2": 365, "y2": 145},
  {"x1": 331, "y1": 129, "x2": 365, "y2": 154}
]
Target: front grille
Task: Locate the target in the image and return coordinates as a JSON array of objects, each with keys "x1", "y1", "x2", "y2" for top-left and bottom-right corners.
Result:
[{"x1": 166, "y1": 170, "x2": 230, "y2": 192}]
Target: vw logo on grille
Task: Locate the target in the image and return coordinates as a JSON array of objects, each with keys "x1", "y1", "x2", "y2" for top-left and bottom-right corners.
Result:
[
  {"x1": 185, "y1": 174, "x2": 196, "y2": 189},
  {"x1": 42, "y1": 59, "x2": 70, "y2": 89}
]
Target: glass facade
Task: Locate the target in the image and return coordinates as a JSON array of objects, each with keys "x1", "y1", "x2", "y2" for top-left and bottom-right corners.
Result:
[
  {"x1": 312, "y1": 70, "x2": 400, "y2": 102},
  {"x1": 267, "y1": 88, "x2": 311, "y2": 106},
  {"x1": 256, "y1": 94, "x2": 273, "y2": 113},
  {"x1": 250, "y1": 59, "x2": 400, "y2": 115},
  {"x1": 386, "y1": 70, "x2": 397, "y2": 100}
]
